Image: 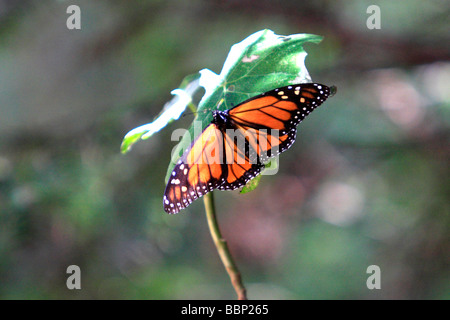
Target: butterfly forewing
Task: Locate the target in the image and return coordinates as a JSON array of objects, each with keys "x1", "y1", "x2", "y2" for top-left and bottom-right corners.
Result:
[
  {"x1": 228, "y1": 83, "x2": 332, "y2": 134},
  {"x1": 164, "y1": 124, "x2": 226, "y2": 213}
]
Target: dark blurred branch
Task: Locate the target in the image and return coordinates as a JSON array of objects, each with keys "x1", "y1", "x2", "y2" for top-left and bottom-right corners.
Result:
[{"x1": 210, "y1": 0, "x2": 450, "y2": 70}]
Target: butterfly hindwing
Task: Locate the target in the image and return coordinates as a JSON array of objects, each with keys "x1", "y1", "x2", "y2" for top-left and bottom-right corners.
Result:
[{"x1": 218, "y1": 130, "x2": 265, "y2": 190}]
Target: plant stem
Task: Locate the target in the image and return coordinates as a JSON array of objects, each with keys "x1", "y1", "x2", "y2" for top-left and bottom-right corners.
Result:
[{"x1": 203, "y1": 192, "x2": 247, "y2": 300}]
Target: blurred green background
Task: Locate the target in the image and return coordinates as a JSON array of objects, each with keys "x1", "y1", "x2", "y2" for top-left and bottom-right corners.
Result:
[{"x1": 0, "y1": 0, "x2": 448, "y2": 299}]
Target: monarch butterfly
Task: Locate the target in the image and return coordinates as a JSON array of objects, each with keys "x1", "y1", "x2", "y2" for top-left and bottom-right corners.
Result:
[{"x1": 164, "y1": 83, "x2": 335, "y2": 214}]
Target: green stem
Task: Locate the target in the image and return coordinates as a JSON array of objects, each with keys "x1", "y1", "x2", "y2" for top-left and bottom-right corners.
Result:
[{"x1": 203, "y1": 192, "x2": 247, "y2": 300}]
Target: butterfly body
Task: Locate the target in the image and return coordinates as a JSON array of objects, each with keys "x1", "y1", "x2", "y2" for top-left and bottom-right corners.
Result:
[
  {"x1": 163, "y1": 83, "x2": 335, "y2": 214},
  {"x1": 211, "y1": 110, "x2": 233, "y2": 131}
]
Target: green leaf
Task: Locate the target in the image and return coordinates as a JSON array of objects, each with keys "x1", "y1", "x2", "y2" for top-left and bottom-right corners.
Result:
[
  {"x1": 240, "y1": 174, "x2": 263, "y2": 194},
  {"x1": 120, "y1": 73, "x2": 201, "y2": 154},
  {"x1": 165, "y1": 29, "x2": 323, "y2": 182},
  {"x1": 240, "y1": 158, "x2": 279, "y2": 194}
]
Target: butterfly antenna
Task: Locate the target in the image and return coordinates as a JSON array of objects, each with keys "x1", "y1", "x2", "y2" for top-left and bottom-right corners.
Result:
[{"x1": 182, "y1": 108, "x2": 209, "y2": 118}]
